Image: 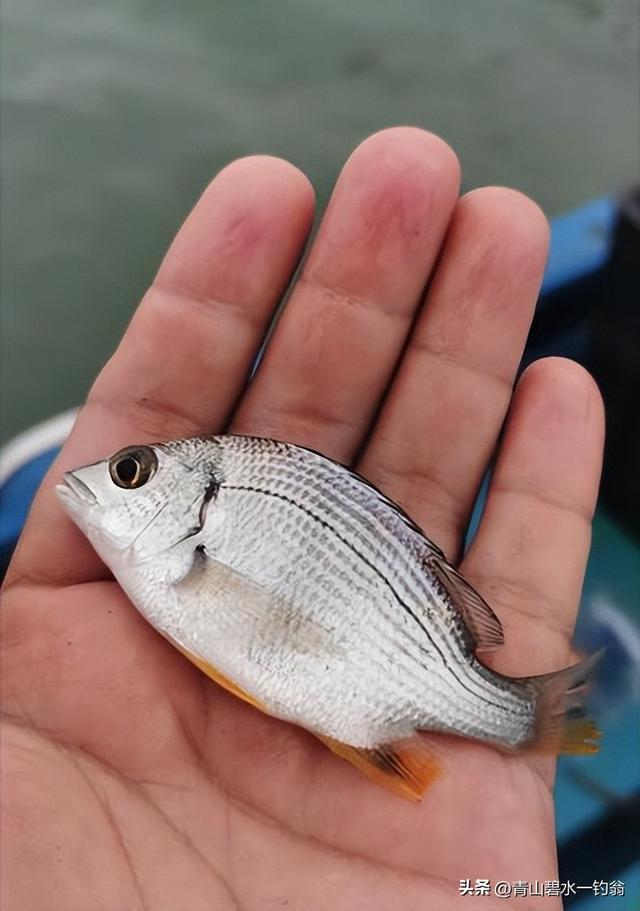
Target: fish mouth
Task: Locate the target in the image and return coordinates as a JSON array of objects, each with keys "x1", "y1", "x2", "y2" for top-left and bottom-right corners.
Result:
[{"x1": 56, "y1": 471, "x2": 98, "y2": 507}]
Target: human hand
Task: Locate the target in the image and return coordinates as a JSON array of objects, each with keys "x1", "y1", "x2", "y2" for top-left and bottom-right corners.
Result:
[{"x1": 2, "y1": 127, "x2": 604, "y2": 910}]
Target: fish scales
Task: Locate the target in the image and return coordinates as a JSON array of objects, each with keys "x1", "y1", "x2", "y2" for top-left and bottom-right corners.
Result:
[
  {"x1": 211, "y1": 441, "x2": 530, "y2": 733},
  {"x1": 169, "y1": 441, "x2": 528, "y2": 746},
  {"x1": 56, "y1": 434, "x2": 601, "y2": 799}
]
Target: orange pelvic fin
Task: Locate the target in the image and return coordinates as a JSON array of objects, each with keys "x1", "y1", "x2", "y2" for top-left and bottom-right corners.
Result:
[
  {"x1": 317, "y1": 733, "x2": 441, "y2": 802},
  {"x1": 165, "y1": 634, "x2": 265, "y2": 712}
]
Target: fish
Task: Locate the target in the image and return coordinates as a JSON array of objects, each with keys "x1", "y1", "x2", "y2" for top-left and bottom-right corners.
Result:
[{"x1": 56, "y1": 434, "x2": 600, "y2": 800}]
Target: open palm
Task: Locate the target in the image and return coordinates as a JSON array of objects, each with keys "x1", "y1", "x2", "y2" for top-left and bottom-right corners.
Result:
[{"x1": 2, "y1": 128, "x2": 604, "y2": 911}]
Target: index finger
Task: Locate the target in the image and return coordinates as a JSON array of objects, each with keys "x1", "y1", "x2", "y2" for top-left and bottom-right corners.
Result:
[{"x1": 7, "y1": 156, "x2": 315, "y2": 588}]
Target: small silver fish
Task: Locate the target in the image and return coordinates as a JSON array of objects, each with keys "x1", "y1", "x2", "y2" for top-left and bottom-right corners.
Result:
[{"x1": 57, "y1": 435, "x2": 599, "y2": 800}]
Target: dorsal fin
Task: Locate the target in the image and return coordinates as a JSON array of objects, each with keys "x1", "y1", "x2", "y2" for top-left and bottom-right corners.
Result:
[{"x1": 427, "y1": 557, "x2": 504, "y2": 651}]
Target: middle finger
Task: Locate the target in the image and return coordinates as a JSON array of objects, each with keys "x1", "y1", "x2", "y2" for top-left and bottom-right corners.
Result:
[{"x1": 232, "y1": 127, "x2": 460, "y2": 461}]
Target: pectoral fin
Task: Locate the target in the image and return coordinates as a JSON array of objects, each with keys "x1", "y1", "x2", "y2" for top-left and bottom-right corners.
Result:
[
  {"x1": 175, "y1": 546, "x2": 336, "y2": 658},
  {"x1": 317, "y1": 733, "x2": 441, "y2": 802},
  {"x1": 175, "y1": 546, "x2": 273, "y2": 624}
]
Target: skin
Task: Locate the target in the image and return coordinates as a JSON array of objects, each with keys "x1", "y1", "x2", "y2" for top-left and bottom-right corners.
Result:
[{"x1": 1, "y1": 127, "x2": 604, "y2": 911}]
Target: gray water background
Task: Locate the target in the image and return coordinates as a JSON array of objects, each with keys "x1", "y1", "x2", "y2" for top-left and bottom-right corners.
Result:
[{"x1": 2, "y1": 0, "x2": 638, "y2": 442}]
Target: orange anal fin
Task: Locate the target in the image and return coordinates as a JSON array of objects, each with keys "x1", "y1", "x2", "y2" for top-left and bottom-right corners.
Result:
[
  {"x1": 317, "y1": 733, "x2": 441, "y2": 802},
  {"x1": 165, "y1": 635, "x2": 266, "y2": 713}
]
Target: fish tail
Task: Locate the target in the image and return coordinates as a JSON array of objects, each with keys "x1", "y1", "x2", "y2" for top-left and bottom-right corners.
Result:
[{"x1": 522, "y1": 651, "x2": 602, "y2": 755}]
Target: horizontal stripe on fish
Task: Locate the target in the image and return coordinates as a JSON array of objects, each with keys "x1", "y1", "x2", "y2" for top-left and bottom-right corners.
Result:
[
  {"x1": 219, "y1": 481, "x2": 532, "y2": 737},
  {"x1": 57, "y1": 433, "x2": 599, "y2": 786}
]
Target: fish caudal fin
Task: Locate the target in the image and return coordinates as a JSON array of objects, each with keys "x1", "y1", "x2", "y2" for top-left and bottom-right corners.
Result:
[
  {"x1": 524, "y1": 652, "x2": 602, "y2": 755},
  {"x1": 317, "y1": 733, "x2": 441, "y2": 801}
]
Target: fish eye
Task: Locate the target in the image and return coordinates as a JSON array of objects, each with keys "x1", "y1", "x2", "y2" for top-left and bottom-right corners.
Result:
[{"x1": 108, "y1": 446, "x2": 157, "y2": 490}]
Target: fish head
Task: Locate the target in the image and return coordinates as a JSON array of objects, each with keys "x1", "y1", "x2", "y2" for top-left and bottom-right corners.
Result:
[{"x1": 56, "y1": 441, "x2": 219, "y2": 568}]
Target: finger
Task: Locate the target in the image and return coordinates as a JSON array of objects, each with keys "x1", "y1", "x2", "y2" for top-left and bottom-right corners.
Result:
[
  {"x1": 232, "y1": 127, "x2": 461, "y2": 461},
  {"x1": 461, "y1": 357, "x2": 605, "y2": 675},
  {"x1": 90, "y1": 155, "x2": 315, "y2": 441},
  {"x1": 358, "y1": 187, "x2": 549, "y2": 558},
  {"x1": 8, "y1": 157, "x2": 315, "y2": 587}
]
